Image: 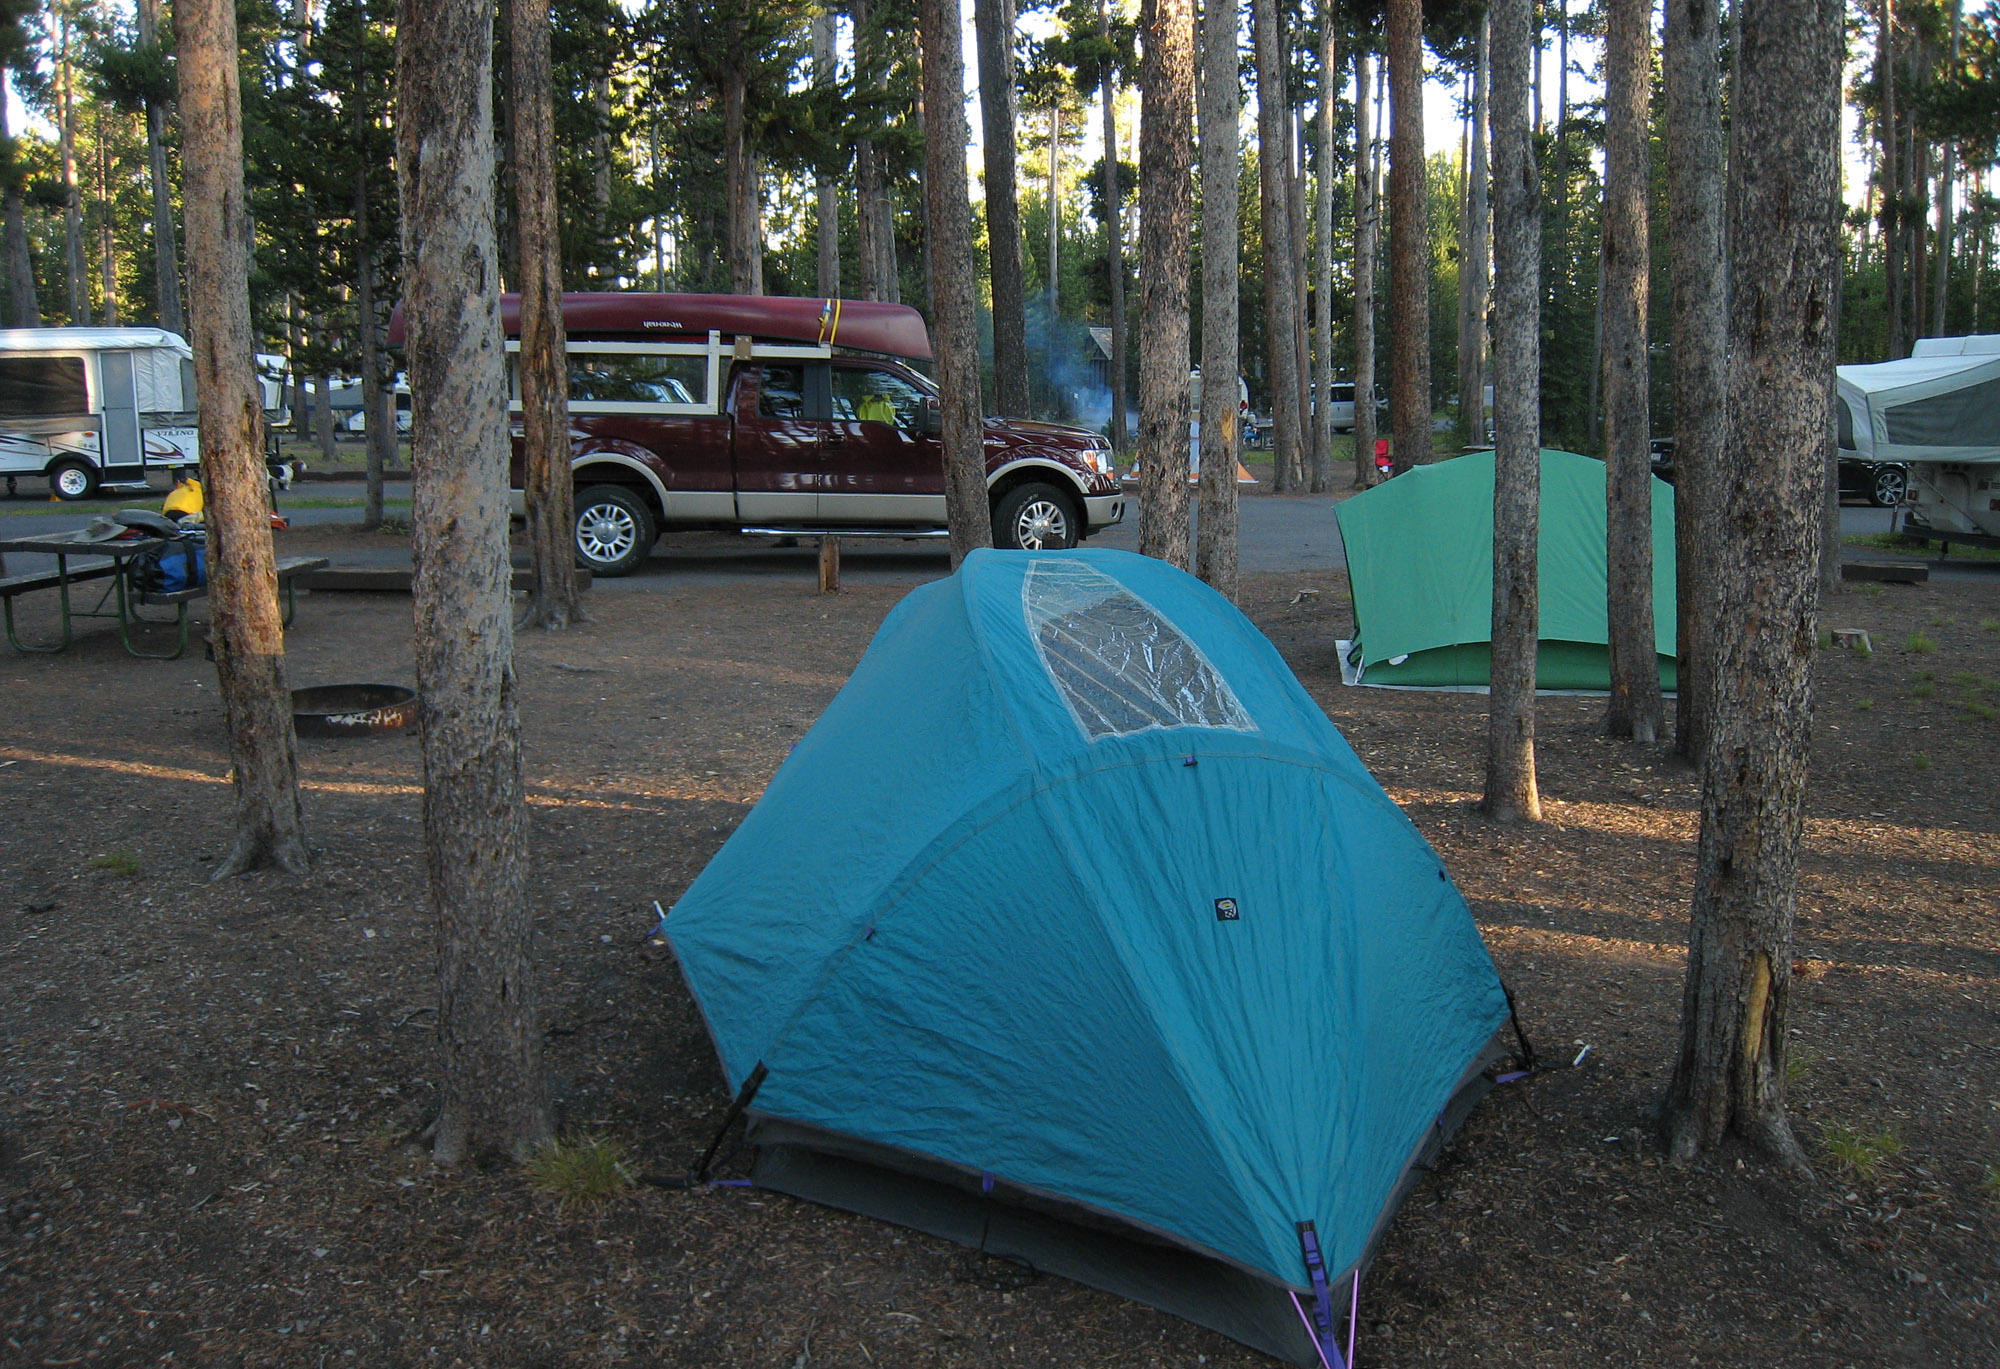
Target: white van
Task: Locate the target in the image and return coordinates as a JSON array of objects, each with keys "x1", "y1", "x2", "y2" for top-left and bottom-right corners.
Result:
[{"x1": 0, "y1": 327, "x2": 201, "y2": 499}]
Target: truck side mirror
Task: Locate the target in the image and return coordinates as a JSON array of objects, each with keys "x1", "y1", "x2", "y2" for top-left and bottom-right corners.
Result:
[{"x1": 920, "y1": 397, "x2": 942, "y2": 436}]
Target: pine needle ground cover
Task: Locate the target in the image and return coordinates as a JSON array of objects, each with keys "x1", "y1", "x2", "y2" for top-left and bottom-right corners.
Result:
[{"x1": 1, "y1": 531, "x2": 1993, "y2": 1366}]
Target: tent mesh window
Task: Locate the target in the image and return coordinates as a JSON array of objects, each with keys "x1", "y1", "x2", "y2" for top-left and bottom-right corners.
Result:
[{"x1": 1024, "y1": 559, "x2": 1255, "y2": 739}]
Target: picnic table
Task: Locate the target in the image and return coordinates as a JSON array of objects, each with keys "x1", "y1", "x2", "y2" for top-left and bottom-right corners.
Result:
[{"x1": 0, "y1": 530, "x2": 326, "y2": 660}]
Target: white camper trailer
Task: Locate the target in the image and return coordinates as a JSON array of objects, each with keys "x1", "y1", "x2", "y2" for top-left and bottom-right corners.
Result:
[
  {"x1": 0, "y1": 327, "x2": 200, "y2": 500},
  {"x1": 1839, "y1": 335, "x2": 2000, "y2": 538}
]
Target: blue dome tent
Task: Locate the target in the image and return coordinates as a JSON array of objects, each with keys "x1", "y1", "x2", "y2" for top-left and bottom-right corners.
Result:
[{"x1": 666, "y1": 549, "x2": 1513, "y2": 1366}]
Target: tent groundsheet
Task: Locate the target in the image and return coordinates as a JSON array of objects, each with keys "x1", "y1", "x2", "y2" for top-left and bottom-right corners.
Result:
[{"x1": 1333, "y1": 449, "x2": 1677, "y2": 690}]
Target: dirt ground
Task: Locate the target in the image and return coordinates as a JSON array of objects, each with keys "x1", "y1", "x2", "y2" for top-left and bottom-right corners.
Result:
[{"x1": 1, "y1": 525, "x2": 1995, "y2": 1368}]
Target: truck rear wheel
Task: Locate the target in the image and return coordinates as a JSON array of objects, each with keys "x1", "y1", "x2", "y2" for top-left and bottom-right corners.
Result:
[
  {"x1": 573, "y1": 484, "x2": 656, "y2": 577},
  {"x1": 49, "y1": 460, "x2": 97, "y2": 501},
  {"x1": 992, "y1": 483, "x2": 1079, "y2": 552}
]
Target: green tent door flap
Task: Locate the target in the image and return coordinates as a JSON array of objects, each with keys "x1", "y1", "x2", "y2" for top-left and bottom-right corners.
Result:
[{"x1": 1333, "y1": 449, "x2": 1677, "y2": 690}]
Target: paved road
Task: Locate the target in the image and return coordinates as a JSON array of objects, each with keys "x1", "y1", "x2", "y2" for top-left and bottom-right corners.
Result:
[{"x1": 3, "y1": 475, "x2": 1993, "y2": 586}]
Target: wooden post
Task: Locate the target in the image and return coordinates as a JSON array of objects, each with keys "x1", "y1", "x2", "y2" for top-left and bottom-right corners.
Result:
[{"x1": 817, "y1": 535, "x2": 841, "y2": 593}]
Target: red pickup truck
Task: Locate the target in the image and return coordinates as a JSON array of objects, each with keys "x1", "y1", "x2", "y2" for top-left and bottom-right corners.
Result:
[{"x1": 494, "y1": 293, "x2": 1126, "y2": 575}]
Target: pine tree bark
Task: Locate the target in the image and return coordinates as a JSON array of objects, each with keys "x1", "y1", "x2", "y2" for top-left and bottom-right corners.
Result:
[
  {"x1": 396, "y1": 0, "x2": 553, "y2": 1167},
  {"x1": 1195, "y1": 0, "x2": 1240, "y2": 597},
  {"x1": 976, "y1": 0, "x2": 1030, "y2": 416},
  {"x1": 813, "y1": 9, "x2": 841, "y2": 298},
  {"x1": 724, "y1": 68, "x2": 756, "y2": 294},
  {"x1": 1662, "y1": 0, "x2": 1840, "y2": 1173},
  {"x1": 1098, "y1": 0, "x2": 1129, "y2": 456},
  {"x1": 510, "y1": 0, "x2": 582, "y2": 629},
  {"x1": 1136, "y1": 0, "x2": 1194, "y2": 568},
  {"x1": 918, "y1": 0, "x2": 993, "y2": 567},
  {"x1": 1046, "y1": 104, "x2": 1062, "y2": 333},
  {"x1": 58, "y1": 20, "x2": 88, "y2": 325},
  {"x1": 181, "y1": 0, "x2": 310, "y2": 879},
  {"x1": 1352, "y1": 48, "x2": 1378, "y2": 487},
  {"x1": 1289, "y1": 104, "x2": 1313, "y2": 489},
  {"x1": 1483, "y1": 0, "x2": 1541, "y2": 822},
  {"x1": 1665, "y1": 0, "x2": 1726, "y2": 763},
  {"x1": 137, "y1": 0, "x2": 185, "y2": 336},
  {"x1": 1602, "y1": 0, "x2": 1662, "y2": 743},
  {"x1": 1458, "y1": 18, "x2": 1490, "y2": 450},
  {"x1": 1880, "y1": 0, "x2": 1903, "y2": 358},
  {"x1": 1386, "y1": 0, "x2": 1430, "y2": 472},
  {"x1": 1311, "y1": 17, "x2": 1336, "y2": 495},
  {"x1": 356, "y1": 236, "x2": 389, "y2": 532},
  {"x1": 0, "y1": 68, "x2": 37, "y2": 328},
  {"x1": 851, "y1": 0, "x2": 899, "y2": 304},
  {"x1": 1252, "y1": 0, "x2": 1301, "y2": 489}
]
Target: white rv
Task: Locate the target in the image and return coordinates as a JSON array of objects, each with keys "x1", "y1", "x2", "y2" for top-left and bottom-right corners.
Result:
[
  {"x1": 1839, "y1": 335, "x2": 2000, "y2": 538},
  {"x1": 0, "y1": 327, "x2": 201, "y2": 500}
]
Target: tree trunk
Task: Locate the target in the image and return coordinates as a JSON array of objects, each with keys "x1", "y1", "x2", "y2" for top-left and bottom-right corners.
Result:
[
  {"x1": 1047, "y1": 105, "x2": 1062, "y2": 333},
  {"x1": 1386, "y1": 0, "x2": 1430, "y2": 472},
  {"x1": 137, "y1": 0, "x2": 185, "y2": 337},
  {"x1": 1666, "y1": 0, "x2": 1727, "y2": 763},
  {"x1": 1099, "y1": 0, "x2": 1129, "y2": 456},
  {"x1": 0, "y1": 70, "x2": 37, "y2": 328},
  {"x1": 918, "y1": 0, "x2": 993, "y2": 567},
  {"x1": 814, "y1": 9, "x2": 841, "y2": 299},
  {"x1": 1458, "y1": 18, "x2": 1490, "y2": 450},
  {"x1": 1933, "y1": 0, "x2": 1961, "y2": 336},
  {"x1": 511, "y1": 0, "x2": 583, "y2": 629},
  {"x1": 1136, "y1": 0, "x2": 1195, "y2": 568},
  {"x1": 724, "y1": 68, "x2": 756, "y2": 294},
  {"x1": 1195, "y1": 0, "x2": 1240, "y2": 597},
  {"x1": 58, "y1": 21, "x2": 88, "y2": 325},
  {"x1": 395, "y1": 0, "x2": 553, "y2": 1167},
  {"x1": 976, "y1": 0, "x2": 1030, "y2": 416},
  {"x1": 356, "y1": 244, "x2": 390, "y2": 531},
  {"x1": 1483, "y1": 0, "x2": 1542, "y2": 823},
  {"x1": 1353, "y1": 48, "x2": 1378, "y2": 487},
  {"x1": 1252, "y1": 0, "x2": 1301, "y2": 489},
  {"x1": 97, "y1": 120, "x2": 117, "y2": 326},
  {"x1": 1602, "y1": 0, "x2": 1662, "y2": 743},
  {"x1": 1880, "y1": 0, "x2": 1903, "y2": 358},
  {"x1": 1664, "y1": 0, "x2": 1840, "y2": 1169},
  {"x1": 181, "y1": 0, "x2": 309, "y2": 880},
  {"x1": 314, "y1": 365, "x2": 338, "y2": 462},
  {"x1": 1289, "y1": 103, "x2": 1313, "y2": 489},
  {"x1": 851, "y1": 0, "x2": 899, "y2": 304},
  {"x1": 1311, "y1": 17, "x2": 1336, "y2": 496}
]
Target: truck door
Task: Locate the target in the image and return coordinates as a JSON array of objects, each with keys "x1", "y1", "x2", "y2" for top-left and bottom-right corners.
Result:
[
  {"x1": 819, "y1": 363, "x2": 946, "y2": 527},
  {"x1": 732, "y1": 362, "x2": 823, "y2": 525}
]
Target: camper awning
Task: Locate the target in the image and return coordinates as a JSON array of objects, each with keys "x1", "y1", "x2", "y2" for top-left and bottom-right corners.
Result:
[{"x1": 1838, "y1": 335, "x2": 2000, "y2": 463}]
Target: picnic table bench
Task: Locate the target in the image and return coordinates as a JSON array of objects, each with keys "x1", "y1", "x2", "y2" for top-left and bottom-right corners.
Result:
[{"x1": 0, "y1": 536, "x2": 328, "y2": 660}]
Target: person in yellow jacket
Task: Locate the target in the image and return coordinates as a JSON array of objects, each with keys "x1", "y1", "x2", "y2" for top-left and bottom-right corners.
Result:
[{"x1": 163, "y1": 469, "x2": 204, "y2": 523}]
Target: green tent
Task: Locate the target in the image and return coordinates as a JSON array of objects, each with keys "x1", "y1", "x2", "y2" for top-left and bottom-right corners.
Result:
[{"x1": 1334, "y1": 449, "x2": 1677, "y2": 690}]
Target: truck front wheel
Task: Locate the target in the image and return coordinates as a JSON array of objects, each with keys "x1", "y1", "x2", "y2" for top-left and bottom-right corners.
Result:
[
  {"x1": 573, "y1": 484, "x2": 657, "y2": 577},
  {"x1": 992, "y1": 483, "x2": 1079, "y2": 552}
]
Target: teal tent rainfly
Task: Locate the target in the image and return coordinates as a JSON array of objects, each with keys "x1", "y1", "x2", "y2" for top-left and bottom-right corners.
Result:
[{"x1": 665, "y1": 548, "x2": 1514, "y2": 1367}]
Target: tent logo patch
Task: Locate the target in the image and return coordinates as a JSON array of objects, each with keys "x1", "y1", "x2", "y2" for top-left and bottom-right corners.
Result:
[{"x1": 1214, "y1": 897, "x2": 1240, "y2": 922}]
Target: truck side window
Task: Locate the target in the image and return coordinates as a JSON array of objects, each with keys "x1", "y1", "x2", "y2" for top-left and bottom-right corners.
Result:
[
  {"x1": 758, "y1": 365, "x2": 807, "y2": 420},
  {"x1": 831, "y1": 369, "x2": 923, "y2": 428}
]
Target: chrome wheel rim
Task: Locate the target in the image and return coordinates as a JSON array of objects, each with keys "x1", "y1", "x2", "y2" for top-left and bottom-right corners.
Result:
[
  {"x1": 576, "y1": 503, "x2": 638, "y2": 564},
  {"x1": 1875, "y1": 469, "x2": 1906, "y2": 505},
  {"x1": 1014, "y1": 498, "x2": 1069, "y2": 550}
]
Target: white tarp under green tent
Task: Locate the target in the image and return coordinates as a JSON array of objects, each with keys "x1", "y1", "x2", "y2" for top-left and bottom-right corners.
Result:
[{"x1": 1333, "y1": 448, "x2": 1677, "y2": 690}]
